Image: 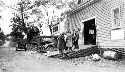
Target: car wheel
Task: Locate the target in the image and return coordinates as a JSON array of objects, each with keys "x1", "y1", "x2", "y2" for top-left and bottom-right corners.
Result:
[
  {"x1": 36, "y1": 47, "x2": 41, "y2": 53},
  {"x1": 46, "y1": 45, "x2": 54, "y2": 51},
  {"x1": 24, "y1": 48, "x2": 27, "y2": 51},
  {"x1": 16, "y1": 48, "x2": 18, "y2": 51}
]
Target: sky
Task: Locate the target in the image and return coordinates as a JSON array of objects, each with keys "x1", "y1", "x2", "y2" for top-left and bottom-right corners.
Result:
[
  {"x1": 0, "y1": 8, "x2": 13, "y2": 34},
  {"x1": 0, "y1": 0, "x2": 37, "y2": 34},
  {"x1": 0, "y1": 0, "x2": 19, "y2": 34}
]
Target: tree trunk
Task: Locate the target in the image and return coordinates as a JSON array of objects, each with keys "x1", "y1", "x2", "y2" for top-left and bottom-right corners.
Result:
[
  {"x1": 48, "y1": 25, "x2": 52, "y2": 35},
  {"x1": 21, "y1": 4, "x2": 28, "y2": 34}
]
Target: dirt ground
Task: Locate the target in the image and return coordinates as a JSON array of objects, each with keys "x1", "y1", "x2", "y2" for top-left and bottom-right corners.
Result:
[{"x1": 0, "y1": 46, "x2": 125, "y2": 72}]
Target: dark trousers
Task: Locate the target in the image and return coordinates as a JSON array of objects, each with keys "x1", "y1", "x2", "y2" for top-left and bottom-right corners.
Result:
[
  {"x1": 59, "y1": 49, "x2": 64, "y2": 54},
  {"x1": 65, "y1": 47, "x2": 68, "y2": 51},
  {"x1": 68, "y1": 47, "x2": 72, "y2": 52},
  {"x1": 74, "y1": 40, "x2": 79, "y2": 49}
]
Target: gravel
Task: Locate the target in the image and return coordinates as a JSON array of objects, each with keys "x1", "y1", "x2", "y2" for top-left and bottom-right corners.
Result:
[{"x1": 1, "y1": 46, "x2": 125, "y2": 72}]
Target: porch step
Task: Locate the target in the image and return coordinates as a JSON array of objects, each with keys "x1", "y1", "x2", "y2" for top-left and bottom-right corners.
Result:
[{"x1": 49, "y1": 45, "x2": 99, "y2": 59}]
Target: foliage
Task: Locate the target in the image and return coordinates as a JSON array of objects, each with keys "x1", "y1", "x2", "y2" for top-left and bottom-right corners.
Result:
[
  {"x1": 32, "y1": 0, "x2": 78, "y2": 33},
  {"x1": 10, "y1": 14, "x2": 26, "y2": 33},
  {"x1": 0, "y1": 27, "x2": 5, "y2": 42},
  {"x1": 10, "y1": 0, "x2": 40, "y2": 36},
  {"x1": 9, "y1": 0, "x2": 77, "y2": 35}
]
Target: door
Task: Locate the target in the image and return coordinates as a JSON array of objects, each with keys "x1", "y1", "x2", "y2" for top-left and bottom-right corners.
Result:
[{"x1": 83, "y1": 18, "x2": 96, "y2": 45}]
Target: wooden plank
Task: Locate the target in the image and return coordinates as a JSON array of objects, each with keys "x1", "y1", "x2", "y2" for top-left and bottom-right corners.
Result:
[
  {"x1": 77, "y1": 11, "x2": 83, "y2": 22},
  {"x1": 49, "y1": 46, "x2": 98, "y2": 59},
  {"x1": 76, "y1": 12, "x2": 82, "y2": 24},
  {"x1": 74, "y1": 14, "x2": 81, "y2": 28},
  {"x1": 72, "y1": 15, "x2": 79, "y2": 30},
  {"x1": 97, "y1": 0, "x2": 113, "y2": 16},
  {"x1": 103, "y1": 40, "x2": 125, "y2": 44},
  {"x1": 79, "y1": 10, "x2": 84, "y2": 20},
  {"x1": 96, "y1": 18, "x2": 112, "y2": 28},
  {"x1": 69, "y1": 16, "x2": 73, "y2": 33},
  {"x1": 64, "y1": 18, "x2": 69, "y2": 32},
  {"x1": 101, "y1": 46, "x2": 125, "y2": 48},
  {"x1": 97, "y1": 36, "x2": 110, "y2": 41},
  {"x1": 98, "y1": 40, "x2": 125, "y2": 48},
  {"x1": 100, "y1": 42, "x2": 125, "y2": 45},
  {"x1": 71, "y1": 15, "x2": 77, "y2": 31},
  {"x1": 92, "y1": 5, "x2": 111, "y2": 22}
]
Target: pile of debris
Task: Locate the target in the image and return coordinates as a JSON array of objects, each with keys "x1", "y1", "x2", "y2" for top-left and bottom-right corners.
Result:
[{"x1": 49, "y1": 46, "x2": 99, "y2": 59}]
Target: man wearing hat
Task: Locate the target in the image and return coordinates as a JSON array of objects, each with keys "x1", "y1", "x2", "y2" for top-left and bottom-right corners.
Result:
[
  {"x1": 66, "y1": 31, "x2": 73, "y2": 52},
  {"x1": 72, "y1": 29, "x2": 79, "y2": 50},
  {"x1": 58, "y1": 32, "x2": 66, "y2": 54}
]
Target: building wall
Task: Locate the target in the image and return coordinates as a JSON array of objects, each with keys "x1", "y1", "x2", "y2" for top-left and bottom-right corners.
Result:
[
  {"x1": 59, "y1": 18, "x2": 67, "y2": 34},
  {"x1": 65, "y1": 0, "x2": 125, "y2": 48},
  {"x1": 52, "y1": 18, "x2": 67, "y2": 36}
]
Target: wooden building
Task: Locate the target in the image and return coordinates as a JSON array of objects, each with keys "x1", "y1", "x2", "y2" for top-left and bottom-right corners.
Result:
[
  {"x1": 65, "y1": 0, "x2": 125, "y2": 48},
  {"x1": 52, "y1": 18, "x2": 67, "y2": 35}
]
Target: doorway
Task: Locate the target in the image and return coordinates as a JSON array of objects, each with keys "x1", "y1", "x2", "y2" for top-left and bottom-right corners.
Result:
[{"x1": 83, "y1": 18, "x2": 96, "y2": 45}]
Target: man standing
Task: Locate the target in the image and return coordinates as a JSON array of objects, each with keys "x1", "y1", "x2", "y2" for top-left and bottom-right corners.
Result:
[
  {"x1": 72, "y1": 30, "x2": 79, "y2": 50},
  {"x1": 58, "y1": 33, "x2": 65, "y2": 54},
  {"x1": 66, "y1": 31, "x2": 73, "y2": 52}
]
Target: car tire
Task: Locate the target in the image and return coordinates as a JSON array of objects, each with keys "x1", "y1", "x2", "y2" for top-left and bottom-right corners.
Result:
[
  {"x1": 46, "y1": 45, "x2": 54, "y2": 51},
  {"x1": 16, "y1": 48, "x2": 18, "y2": 51},
  {"x1": 24, "y1": 48, "x2": 27, "y2": 51}
]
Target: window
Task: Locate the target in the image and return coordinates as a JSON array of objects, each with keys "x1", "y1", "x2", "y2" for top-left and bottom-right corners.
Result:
[
  {"x1": 112, "y1": 7, "x2": 121, "y2": 28},
  {"x1": 111, "y1": 28, "x2": 124, "y2": 40},
  {"x1": 53, "y1": 25, "x2": 58, "y2": 33}
]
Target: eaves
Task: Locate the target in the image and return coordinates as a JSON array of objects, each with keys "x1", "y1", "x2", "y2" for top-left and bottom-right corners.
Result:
[{"x1": 67, "y1": 0, "x2": 101, "y2": 16}]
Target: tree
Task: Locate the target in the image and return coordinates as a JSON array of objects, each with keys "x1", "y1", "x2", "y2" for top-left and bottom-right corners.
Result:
[
  {"x1": 32, "y1": 0, "x2": 78, "y2": 34},
  {"x1": 0, "y1": 27, "x2": 5, "y2": 42},
  {"x1": 9, "y1": 0, "x2": 77, "y2": 36},
  {"x1": 10, "y1": 0, "x2": 32, "y2": 34},
  {"x1": 10, "y1": 0, "x2": 42, "y2": 37},
  {"x1": 28, "y1": 0, "x2": 71, "y2": 34}
]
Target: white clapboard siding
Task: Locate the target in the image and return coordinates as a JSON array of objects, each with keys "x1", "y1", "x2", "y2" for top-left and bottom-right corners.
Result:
[
  {"x1": 72, "y1": 15, "x2": 78, "y2": 31},
  {"x1": 75, "y1": 12, "x2": 81, "y2": 27},
  {"x1": 66, "y1": 0, "x2": 125, "y2": 48},
  {"x1": 74, "y1": 14, "x2": 81, "y2": 28},
  {"x1": 78, "y1": 10, "x2": 84, "y2": 20},
  {"x1": 70, "y1": 16, "x2": 75, "y2": 31},
  {"x1": 69, "y1": 16, "x2": 73, "y2": 33},
  {"x1": 64, "y1": 17, "x2": 69, "y2": 32}
]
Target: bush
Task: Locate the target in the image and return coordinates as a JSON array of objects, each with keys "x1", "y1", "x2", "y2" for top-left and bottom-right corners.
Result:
[
  {"x1": 9, "y1": 42, "x2": 17, "y2": 47},
  {"x1": 0, "y1": 41, "x2": 5, "y2": 46},
  {"x1": 8, "y1": 37, "x2": 17, "y2": 47}
]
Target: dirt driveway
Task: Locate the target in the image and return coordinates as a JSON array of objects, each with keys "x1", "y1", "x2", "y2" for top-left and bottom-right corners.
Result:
[{"x1": 0, "y1": 46, "x2": 125, "y2": 72}]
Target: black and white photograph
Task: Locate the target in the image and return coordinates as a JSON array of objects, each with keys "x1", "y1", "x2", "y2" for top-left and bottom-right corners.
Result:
[{"x1": 0, "y1": 0, "x2": 125, "y2": 72}]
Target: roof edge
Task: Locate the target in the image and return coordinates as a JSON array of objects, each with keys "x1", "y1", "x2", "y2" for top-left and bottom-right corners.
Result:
[{"x1": 68, "y1": 0, "x2": 101, "y2": 15}]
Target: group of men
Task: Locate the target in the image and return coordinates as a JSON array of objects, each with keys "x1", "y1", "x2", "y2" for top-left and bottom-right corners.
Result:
[{"x1": 58, "y1": 30, "x2": 79, "y2": 54}]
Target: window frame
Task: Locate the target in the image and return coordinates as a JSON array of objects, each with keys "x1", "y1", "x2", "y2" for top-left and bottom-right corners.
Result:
[
  {"x1": 111, "y1": 6, "x2": 121, "y2": 29},
  {"x1": 52, "y1": 24, "x2": 59, "y2": 34}
]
